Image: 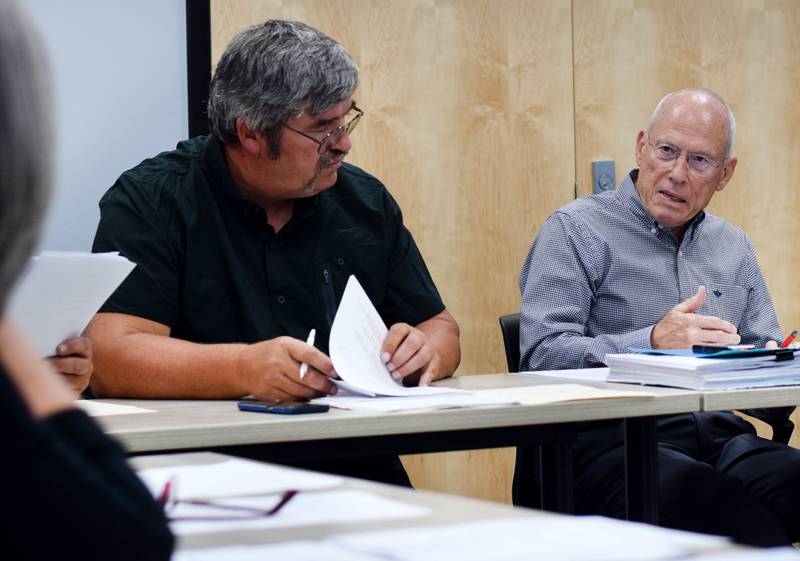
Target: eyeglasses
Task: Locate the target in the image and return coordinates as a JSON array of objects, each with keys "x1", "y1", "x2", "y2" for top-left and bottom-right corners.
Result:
[
  {"x1": 157, "y1": 475, "x2": 298, "y2": 522},
  {"x1": 284, "y1": 103, "x2": 364, "y2": 154},
  {"x1": 645, "y1": 135, "x2": 723, "y2": 177}
]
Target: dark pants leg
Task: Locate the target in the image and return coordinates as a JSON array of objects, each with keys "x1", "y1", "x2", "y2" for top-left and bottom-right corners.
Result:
[
  {"x1": 574, "y1": 416, "x2": 792, "y2": 547},
  {"x1": 701, "y1": 413, "x2": 800, "y2": 543}
]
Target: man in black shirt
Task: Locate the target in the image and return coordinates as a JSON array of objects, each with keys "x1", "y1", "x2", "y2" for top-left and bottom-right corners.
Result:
[{"x1": 87, "y1": 22, "x2": 459, "y2": 414}]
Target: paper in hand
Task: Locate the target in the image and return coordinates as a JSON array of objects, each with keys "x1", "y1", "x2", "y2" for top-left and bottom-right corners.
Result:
[
  {"x1": 7, "y1": 251, "x2": 135, "y2": 357},
  {"x1": 328, "y1": 275, "x2": 462, "y2": 397}
]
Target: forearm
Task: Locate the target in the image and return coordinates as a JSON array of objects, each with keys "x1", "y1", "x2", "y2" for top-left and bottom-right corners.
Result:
[
  {"x1": 0, "y1": 318, "x2": 75, "y2": 417},
  {"x1": 522, "y1": 324, "x2": 653, "y2": 371},
  {"x1": 87, "y1": 316, "x2": 249, "y2": 399}
]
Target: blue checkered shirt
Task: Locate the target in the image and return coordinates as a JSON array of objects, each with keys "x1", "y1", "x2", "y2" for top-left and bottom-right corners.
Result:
[{"x1": 519, "y1": 170, "x2": 783, "y2": 372}]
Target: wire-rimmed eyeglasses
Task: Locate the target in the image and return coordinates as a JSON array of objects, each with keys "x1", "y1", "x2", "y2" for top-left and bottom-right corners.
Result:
[
  {"x1": 644, "y1": 133, "x2": 724, "y2": 177},
  {"x1": 157, "y1": 476, "x2": 298, "y2": 522},
  {"x1": 284, "y1": 103, "x2": 364, "y2": 154}
]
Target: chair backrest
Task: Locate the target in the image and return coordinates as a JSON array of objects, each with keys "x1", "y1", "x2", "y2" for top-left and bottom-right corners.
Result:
[{"x1": 498, "y1": 313, "x2": 521, "y2": 373}]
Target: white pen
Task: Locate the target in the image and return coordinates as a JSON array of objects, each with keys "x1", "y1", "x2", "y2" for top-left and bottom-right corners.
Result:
[{"x1": 298, "y1": 328, "x2": 316, "y2": 380}]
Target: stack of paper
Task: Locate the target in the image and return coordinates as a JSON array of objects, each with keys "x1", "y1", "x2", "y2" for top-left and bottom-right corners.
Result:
[
  {"x1": 606, "y1": 349, "x2": 800, "y2": 390},
  {"x1": 7, "y1": 251, "x2": 135, "y2": 357}
]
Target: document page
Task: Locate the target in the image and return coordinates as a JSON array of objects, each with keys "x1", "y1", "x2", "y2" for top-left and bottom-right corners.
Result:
[
  {"x1": 315, "y1": 392, "x2": 517, "y2": 412},
  {"x1": 331, "y1": 516, "x2": 728, "y2": 561},
  {"x1": 165, "y1": 489, "x2": 428, "y2": 536},
  {"x1": 75, "y1": 400, "x2": 155, "y2": 416},
  {"x1": 7, "y1": 251, "x2": 135, "y2": 357},
  {"x1": 516, "y1": 367, "x2": 610, "y2": 382},
  {"x1": 138, "y1": 458, "x2": 342, "y2": 500},
  {"x1": 476, "y1": 384, "x2": 654, "y2": 405},
  {"x1": 328, "y1": 275, "x2": 463, "y2": 397}
]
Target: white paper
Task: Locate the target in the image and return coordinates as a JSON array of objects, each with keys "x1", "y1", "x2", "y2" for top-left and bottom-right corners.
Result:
[
  {"x1": 328, "y1": 276, "x2": 464, "y2": 397},
  {"x1": 516, "y1": 367, "x2": 610, "y2": 382},
  {"x1": 167, "y1": 489, "x2": 429, "y2": 535},
  {"x1": 7, "y1": 251, "x2": 135, "y2": 357},
  {"x1": 137, "y1": 459, "x2": 342, "y2": 500},
  {"x1": 476, "y1": 384, "x2": 653, "y2": 405},
  {"x1": 331, "y1": 516, "x2": 728, "y2": 561},
  {"x1": 75, "y1": 400, "x2": 155, "y2": 416},
  {"x1": 174, "y1": 541, "x2": 385, "y2": 561},
  {"x1": 315, "y1": 392, "x2": 517, "y2": 412}
]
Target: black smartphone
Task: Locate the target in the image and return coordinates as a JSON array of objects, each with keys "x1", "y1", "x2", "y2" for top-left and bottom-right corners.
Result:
[
  {"x1": 692, "y1": 344, "x2": 754, "y2": 354},
  {"x1": 237, "y1": 400, "x2": 330, "y2": 415}
]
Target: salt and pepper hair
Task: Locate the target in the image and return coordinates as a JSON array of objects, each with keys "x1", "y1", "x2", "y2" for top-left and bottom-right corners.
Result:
[
  {"x1": 647, "y1": 87, "x2": 736, "y2": 159},
  {"x1": 0, "y1": 0, "x2": 52, "y2": 312},
  {"x1": 207, "y1": 19, "x2": 359, "y2": 158}
]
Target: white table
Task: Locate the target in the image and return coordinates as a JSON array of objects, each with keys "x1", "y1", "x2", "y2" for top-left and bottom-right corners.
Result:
[
  {"x1": 94, "y1": 374, "x2": 702, "y2": 523},
  {"x1": 132, "y1": 451, "x2": 749, "y2": 560}
]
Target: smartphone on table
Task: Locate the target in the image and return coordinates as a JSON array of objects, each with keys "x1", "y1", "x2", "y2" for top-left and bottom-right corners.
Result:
[{"x1": 237, "y1": 400, "x2": 330, "y2": 415}]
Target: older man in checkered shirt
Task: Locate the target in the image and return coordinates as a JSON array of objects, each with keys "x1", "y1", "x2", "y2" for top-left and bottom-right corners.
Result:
[{"x1": 519, "y1": 88, "x2": 800, "y2": 546}]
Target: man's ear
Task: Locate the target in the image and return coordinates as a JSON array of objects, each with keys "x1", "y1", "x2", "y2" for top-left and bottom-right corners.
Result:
[
  {"x1": 716, "y1": 156, "x2": 738, "y2": 192},
  {"x1": 234, "y1": 117, "x2": 263, "y2": 156},
  {"x1": 635, "y1": 130, "x2": 647, "y2": 167}
]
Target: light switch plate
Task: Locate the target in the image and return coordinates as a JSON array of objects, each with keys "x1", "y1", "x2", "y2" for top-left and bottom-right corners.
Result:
[{"x1": 592, "y1": 160, "x2": 616, "y2": 194}]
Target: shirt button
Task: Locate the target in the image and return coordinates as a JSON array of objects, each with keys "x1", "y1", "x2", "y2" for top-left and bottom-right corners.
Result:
[
  {"x1": 336, "y1": 257, "x2": 345, "y2": 266},
  {"x1": 269, "y1": 241, "x2": 278, "y2": 250},
  {"x1": 677, "y1": 250, "x2": 683, "y2": 257},
  {"x1": 650, "y1": 227, "x2": 657, "y2": 234},
  {"x1": 276, "y1": 295, "x2": 286, "y2": 304}
]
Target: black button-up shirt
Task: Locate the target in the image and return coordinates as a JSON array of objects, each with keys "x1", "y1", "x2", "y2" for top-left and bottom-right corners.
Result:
[{"x1": 93, "y1": 135, "x2": 444, "y2": 354}]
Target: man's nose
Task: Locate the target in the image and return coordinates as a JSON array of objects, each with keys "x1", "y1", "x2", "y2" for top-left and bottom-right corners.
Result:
[
  {"x1": 327, "y1": 128, "x2": 352, "y2": 153},
  {"x1": 668, "y1": 153, "x2": 689, "y2": 183}
]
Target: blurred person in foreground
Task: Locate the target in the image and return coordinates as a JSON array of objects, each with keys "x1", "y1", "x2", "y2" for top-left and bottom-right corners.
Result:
[{"x1": 0, "y1": 1, "x2": 173, "y2": 558}]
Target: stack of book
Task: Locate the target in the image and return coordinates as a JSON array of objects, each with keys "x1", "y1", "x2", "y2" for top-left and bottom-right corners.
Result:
[{"x1": 605, "y1": 347, "x2": 800, "y2": 390}]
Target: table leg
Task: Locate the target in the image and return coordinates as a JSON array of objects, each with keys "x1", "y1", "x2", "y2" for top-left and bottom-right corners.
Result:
[{"x1": 624, "y1": 416, "x2": 659, "y2": 524}]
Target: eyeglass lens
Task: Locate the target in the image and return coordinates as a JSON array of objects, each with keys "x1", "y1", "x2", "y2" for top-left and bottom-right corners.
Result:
[{"x1": 651, "y1": 142, "x2": 717, "y2": 175}]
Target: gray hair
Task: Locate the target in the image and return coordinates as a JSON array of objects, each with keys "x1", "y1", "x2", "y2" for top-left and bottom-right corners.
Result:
[
  {"x1": 208, "y1": 19, "x2": 359, "y2": 158},
  {"x1": 647, "y1": 88, "x2": 736, "y2": 158},
  {"x1": 0, "y1": 0, "x2": 52, "y2": 313}
]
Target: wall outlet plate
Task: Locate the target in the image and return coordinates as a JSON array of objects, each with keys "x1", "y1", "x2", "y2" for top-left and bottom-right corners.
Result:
[{"x1": 592, "y1": 160, "x2": 616, "y2": 194}]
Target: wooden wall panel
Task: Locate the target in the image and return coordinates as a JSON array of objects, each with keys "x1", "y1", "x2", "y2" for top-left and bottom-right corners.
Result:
[
  {"x1": 573, "y1": 0, "x2": 800, "y2": 342},
  {"x1": 211, "y1": 0, "x2": 576, "y2": 502}
]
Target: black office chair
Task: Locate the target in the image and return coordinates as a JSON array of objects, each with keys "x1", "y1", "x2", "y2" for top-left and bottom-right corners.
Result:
[
  {"x1": 499, "y1": 313, "x2": 521, "y2": 373},
  {"x1": 499, "y1": 313, "x2": 542, "y2": 508}
]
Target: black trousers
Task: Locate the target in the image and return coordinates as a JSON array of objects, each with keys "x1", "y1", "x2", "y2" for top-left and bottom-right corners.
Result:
[{"x1": 574, "y1": 412, "x2": 800, "y2": 546}]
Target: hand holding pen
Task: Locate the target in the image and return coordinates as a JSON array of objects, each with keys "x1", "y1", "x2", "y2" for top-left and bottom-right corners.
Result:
[
  {"x1": 298, "y1": 329, "x2": 316, "y2": 380},
  {"x1": 235, "y1": 334, "x2": 336, "y2": 401}
]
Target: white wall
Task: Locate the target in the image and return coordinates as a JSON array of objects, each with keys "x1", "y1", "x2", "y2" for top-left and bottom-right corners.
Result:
[{"x1": 23, "y1": 0, "x2": 189, "y2": 251}]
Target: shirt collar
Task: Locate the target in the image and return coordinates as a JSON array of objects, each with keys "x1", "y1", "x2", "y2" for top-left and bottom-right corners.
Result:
[
  {"x1": 203, "y1": 135, "x2": 320, "y2": 223},
  {"x1": 618, "y1": 169, "x2": 706, "y2": 242}
]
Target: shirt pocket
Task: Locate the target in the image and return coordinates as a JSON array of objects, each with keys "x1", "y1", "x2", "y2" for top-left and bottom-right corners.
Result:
[{"x1": 703, "y1": 283, "x2": 749, "y2": 327}]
